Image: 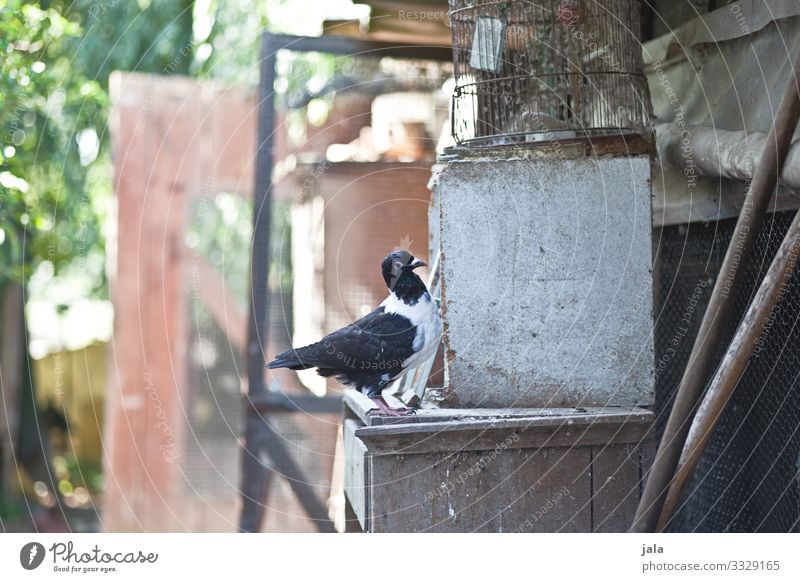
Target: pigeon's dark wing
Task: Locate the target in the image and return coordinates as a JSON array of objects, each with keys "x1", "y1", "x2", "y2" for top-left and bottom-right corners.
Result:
[{"x1": 267, "y1": 306, "x2": 417, "y2": 384}]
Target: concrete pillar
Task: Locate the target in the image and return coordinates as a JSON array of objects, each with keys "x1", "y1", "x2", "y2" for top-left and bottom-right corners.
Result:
[{"x1": 437, "y1": 142, "x2": 655, "y2": 408}]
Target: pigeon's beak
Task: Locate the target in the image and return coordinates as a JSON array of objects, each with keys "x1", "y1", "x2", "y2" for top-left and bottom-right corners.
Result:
[{"x1": 410, "y1": 258, "x2": 427, "y2": 270}]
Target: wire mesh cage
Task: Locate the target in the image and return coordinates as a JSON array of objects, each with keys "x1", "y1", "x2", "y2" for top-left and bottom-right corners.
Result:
[
  {"x1": 655, "y1": 211, "x2": 800, "y2": 532},
  {"x1": 448, "y1": 0, "x2": 653, "y2": 146}
]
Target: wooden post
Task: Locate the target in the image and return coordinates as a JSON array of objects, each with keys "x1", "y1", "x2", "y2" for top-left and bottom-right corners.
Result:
[
  {"x1": 0, "y1": 283, "x2": 24, "y2": 504},
  {"x1": 239, "y1": 33, "x2": 277, "y2": 534}
]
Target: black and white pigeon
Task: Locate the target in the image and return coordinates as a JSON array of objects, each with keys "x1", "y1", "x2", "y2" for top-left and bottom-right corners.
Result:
[{"x1": 267, "y1": 250, "x2": 442, "y2": 416}]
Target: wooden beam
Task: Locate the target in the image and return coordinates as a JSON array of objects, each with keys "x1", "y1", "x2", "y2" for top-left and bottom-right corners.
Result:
[
  {"x1": 267, "y1": 32, "x2": 452, "y2": 61},
  {"x1": 251, "y1": 418, "x2": 337, "y2": 533},
  {"x1": 240, "y1": 32, "x2": 278, "y2": 533},
  {"x1": 247, "y1": 392, "x2": 342, "y2": 414}
]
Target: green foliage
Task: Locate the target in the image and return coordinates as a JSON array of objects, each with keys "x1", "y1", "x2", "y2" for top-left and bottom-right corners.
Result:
[
  {"x1": 1, "y1": 0, "x2": 349, "y2": 297},
  {"x1": 1, "y1": 0, "x2": 198, "y2": 292},
  {"x1": 53, "y1": 452, "x2": 103, "y2": 496},
  {"x1": 196, "y1": 0, "x2": 352, "y2": 138},
  {"x1": 0, "y1": 0, "x2": 107, "y2": 286},
  {"x1": 196, "y1": 0, "x2": 270, "y2": 84},
  {"x1": 66, "y1": 0, "x2": 195, "y2": 87},
  {"x1": 0, "y1": 492, "x2": 23, "y2": 521}
]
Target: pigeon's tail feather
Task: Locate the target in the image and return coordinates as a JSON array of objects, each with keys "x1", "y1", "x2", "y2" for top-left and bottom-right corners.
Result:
[
  {"x1": 266, "y1": 348, "x2": 316, "y2": 370},
  {"x1": 266, "y1": 357, "x2": 302, "y2": 370}
]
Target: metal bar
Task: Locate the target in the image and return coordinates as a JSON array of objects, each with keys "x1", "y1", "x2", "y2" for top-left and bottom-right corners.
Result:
[
  {"x1": 240, "y1": 32, "x2": 337, "y2": 534},
  {"x1": 266, "y1": 33, "x2": 452, "y2": 61},
  {"x1": 237, "y1": 449, "x2": 274, "y2": 533},
  {"x1": 656, "y1": 208, "x2": 800, "y2": 531},
  {"x1": 248, "y1": 393, "x2": 342, "y2": 415},
  {"x1": 252, "y1": 418, "x2": 337, "y2": 533},
  {"x1": 239, "y1": 32, "x2": 278, "y2": 533},
  {"x1": 631, "y1": 50, "x2": 800, "y2": 533}
]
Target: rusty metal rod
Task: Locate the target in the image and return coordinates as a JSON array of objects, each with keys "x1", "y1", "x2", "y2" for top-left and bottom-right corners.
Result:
[
  {"x1": 656, "y1": 208, "x2": 800, "y2": 531},
  {"x1": 632, "y1": 50, "x2": 800, "y2": 532}
]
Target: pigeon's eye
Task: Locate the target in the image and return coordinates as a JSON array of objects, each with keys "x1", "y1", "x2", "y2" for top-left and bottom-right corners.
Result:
[{"x1": 394, "y1": 261, "x2": 403, "y2": 270}]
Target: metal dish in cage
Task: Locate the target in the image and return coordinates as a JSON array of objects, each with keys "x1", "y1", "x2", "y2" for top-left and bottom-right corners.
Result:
[{"x1": 448, "y1": 0, "x2": 653, "y2": 147}]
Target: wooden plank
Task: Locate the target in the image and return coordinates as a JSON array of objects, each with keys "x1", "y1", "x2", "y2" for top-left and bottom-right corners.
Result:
[
  {"x1": 344, "y1": 389, "x2": 379, "y2": 425},
  {"x1": 407, "y1": 405, "x2": 651, "y2": 423},
  {"x1": 344, "y1": 496, "x2": 364, "y2": 533},
  {"x1": 266, "y1": 32, "x2": 452, "y2": 61},
  {"x1": 345, "y1": 388, "x2": 652, "y2": 427},
  {"x1": 355, "y1": 410, "x2": 655, "y2": 455},
  {"x1": 342, "y1": 419, "x2": 368, "y2": 529},
  {"x1": 141, "y1": 74, "x2": 198, "y2": 532},
  {"x1": 207, "y1": 85, "x2": 257, "y2": 196},
  {"x1": 105, "y1": 73, "x2": 148, "y2": 531},
  {"x1": 108, "y1": 72, "x2": 193, "y2": 531},
  {"x1": 368, "y1": 447, "x2": 592, "y2": 532},
  {"x1": 591, "y1": 443, "x2": 645, "y2": 532}
]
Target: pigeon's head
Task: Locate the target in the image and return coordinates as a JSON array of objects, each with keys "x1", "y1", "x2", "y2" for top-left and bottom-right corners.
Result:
[{"x1": 381, "y1": 250, "x2": 426, "y2": 290}]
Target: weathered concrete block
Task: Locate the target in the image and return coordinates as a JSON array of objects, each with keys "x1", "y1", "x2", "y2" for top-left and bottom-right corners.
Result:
[{"x1": 439, "y1": 156, "x2": 654, "y2": 407}]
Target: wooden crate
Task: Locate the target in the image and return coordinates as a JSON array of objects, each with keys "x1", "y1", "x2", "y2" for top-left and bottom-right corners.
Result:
[{"x1": 343, "y1": 392, "x2": 654, "y2": 532}]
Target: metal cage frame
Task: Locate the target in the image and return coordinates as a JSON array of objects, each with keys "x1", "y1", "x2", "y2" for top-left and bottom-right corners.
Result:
[{"x1": 448, "y1": 0, "x2": 653, "y2": 147}]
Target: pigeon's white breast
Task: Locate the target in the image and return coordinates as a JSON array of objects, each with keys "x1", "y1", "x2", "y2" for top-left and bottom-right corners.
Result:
[{"x1": 381, "y1": 292, "x2": 442, "y2": 367}]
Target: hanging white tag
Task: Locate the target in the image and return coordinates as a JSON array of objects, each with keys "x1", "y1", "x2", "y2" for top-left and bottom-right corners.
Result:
[{"x1": 469, "y1": 16, "x2": 507, "y2": 73}]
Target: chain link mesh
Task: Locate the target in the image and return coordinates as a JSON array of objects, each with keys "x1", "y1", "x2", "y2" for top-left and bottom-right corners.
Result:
[{"x1": 654, "y1": 210, "x2": 800, "y2": 532}]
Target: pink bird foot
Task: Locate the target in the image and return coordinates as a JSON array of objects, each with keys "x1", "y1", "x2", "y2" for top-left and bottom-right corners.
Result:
[{"x1": 368, "y1": 396, "x2": 416, "y2": 417}]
